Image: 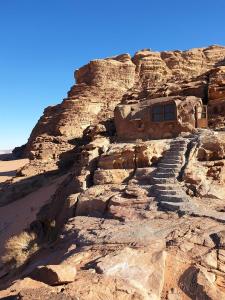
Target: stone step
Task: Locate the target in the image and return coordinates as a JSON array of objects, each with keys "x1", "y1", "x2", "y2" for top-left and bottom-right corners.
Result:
[
  {"x1": 163, "y1": 154, "x2": 183, "y2": 162},
  {"x1": 154, "y1": 184, "x2": 180, "y2": 191},
  {"x1": 170, "y1": 141, "x2": 188, "y2": 147},
  {"x1": 157, "y1": 167, "x2": 180, "y2": 173},
  {"x1": 168, "y1": 145, "x2": 187, "y2": 152},
  {"x1": 164, "y1": 151, "x2": 184, "y2": 156},
  {"x1": 171, "y1": 139, "x2": 187, "y2": 141},
  {"x1": 159, "y1": 195, "x2": 185, "y2": 203},
  {"x1": 158, "y1": 163, "x2": 181, "y2": 168},
  {"x1": 160, "y1": 158, "x2": 182, "y2": 164},
  {"x1": 160, "y1": 156, "x2": 183, "y2": 164},
  {"x1": 157, "y1": 189, "x2": 182, "y2": 196},
  {"x1": 170, "y1": 146, "x2": 186, "y2": 151},
  {"x1": 158, "y1": 201, "x2": 181, "y2": 211},
  {"x1": 167, "y1": 144, "x2": 187, "y2": 152},
  {"x1": 154, "y1": 172, "x2": 178, "y2": 179},
  {"x1": 164, "y1": 157, "x2": 184, "y2": 162},
  {"x1": 152, "y1": 177, "x2": 176, "y2": 184},
  {"x1": 170, "y1": 141, "x2": 187, "y2": 146},
  {"x1": 165, "y1": 149, "x2": 185, "y2": 155}
]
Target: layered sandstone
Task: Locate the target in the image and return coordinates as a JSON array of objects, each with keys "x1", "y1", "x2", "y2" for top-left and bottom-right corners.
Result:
[
  {"x1": 19, "y1": 45, "x2": 225, "y2": 175},
  {"x1": 23, "y1": 54, "x2": 136, "y2": 173},
  {"x1": 1, "y1": 46, "x2": 225, "y2": 300}
]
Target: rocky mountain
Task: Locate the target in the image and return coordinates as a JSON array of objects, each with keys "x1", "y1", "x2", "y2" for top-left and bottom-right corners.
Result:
[
  {"x1": 0, "y1": 45, "x2": 225, "y2": 299},
  {"x1": 18, "y1": 45, "x2": 225, "y2": 175}
]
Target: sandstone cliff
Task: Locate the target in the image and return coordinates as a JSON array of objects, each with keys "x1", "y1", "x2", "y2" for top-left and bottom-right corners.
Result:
[
  {"x1": 1, "y1": 46, "x2": 225, "y2": 300},
  {"x1": 20, "y1": 45, "x2": 225, "y2": 175}
]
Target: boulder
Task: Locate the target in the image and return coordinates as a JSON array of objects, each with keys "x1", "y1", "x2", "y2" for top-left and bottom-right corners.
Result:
[
  {"x1": 75, "y1": 185, "x2": 122, "y2": 217},
  {"x1": 93, "y1": 169, "x2": 133, "y2": 185},
  {"x1": 30, "y1": 264, "x2": 77, "y2": 286},
  {"x1": 96, "y1": 247, "x2": 166, "y2": 300},
  {"x1": 98, "y1": 141, "x2": 168, "y2": 170},
  {"x1": 197, "y1": 132, "x2": 225, "y2": 161}
]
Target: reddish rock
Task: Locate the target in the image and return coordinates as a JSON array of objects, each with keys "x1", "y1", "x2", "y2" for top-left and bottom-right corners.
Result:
[
  {"x1": 2, "y1": 45, "x2": 225, "y2": 300},
  {"x1": 17, "y1": 45, "x2": 225, "y2": 175},
  {"x1": 30, "y1": 264, "x2": 77, "y2": 286}
]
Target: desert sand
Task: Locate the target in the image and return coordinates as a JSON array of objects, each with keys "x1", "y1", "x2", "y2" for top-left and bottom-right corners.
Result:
[
  {"x1": 0, "y1": 159, "x2": 29, "y2": 183},
  {"x1": 0, "y1": 159, "x2": 66, "y2": 259}
]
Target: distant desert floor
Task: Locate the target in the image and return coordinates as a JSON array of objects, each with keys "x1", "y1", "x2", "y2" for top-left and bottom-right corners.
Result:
[
  {"x1": 0, "y1": 159, "x2": 66, "y2": 258},
  {"x1": 0, "y1": 158, "x2": 29, "y2": 183}
]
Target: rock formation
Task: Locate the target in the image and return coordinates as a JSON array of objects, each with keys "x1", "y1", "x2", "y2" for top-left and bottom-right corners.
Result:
[
  {"x1": 20, "y1": 45, "x2": 225, "y2": 174},
  {"x1": 1, "y1": 45, "x2": 225, "y2": 300}
]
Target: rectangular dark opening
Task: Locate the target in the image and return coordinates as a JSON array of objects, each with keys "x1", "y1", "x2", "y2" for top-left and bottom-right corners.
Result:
[{"x1": 152, "y1": 103, "x2": 176, "y2": 122}]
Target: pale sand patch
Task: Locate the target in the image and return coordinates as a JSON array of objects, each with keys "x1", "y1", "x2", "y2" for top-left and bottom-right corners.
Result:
[
  {"x1": 0, "y1": 159, "x2": 29, "y2": 183},
  {"x1": 0, "y1": 171, "x2": 66, "y2": 257}
]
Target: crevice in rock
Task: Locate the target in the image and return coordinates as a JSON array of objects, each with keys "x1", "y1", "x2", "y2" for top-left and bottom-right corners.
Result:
[
  {"x1": 178, "y1": 266, "x2": 212, "y2": 300},
  {"x1": 132, "y1": 145, "x2": 138, "y2": 177},
  {"x1": 73, "y1": 193, "x2": 81, "y2": 217},
  {"x1": 204, "y1": 73, "x2": 210, "y2": 105},
  {"x1": 178, "y1": 138, "x2": 196, "y2": 182}
]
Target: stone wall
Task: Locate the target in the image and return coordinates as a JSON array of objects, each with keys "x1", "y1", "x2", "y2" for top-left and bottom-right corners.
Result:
[{"x1": 114, "y1": 96, "x2": 203, "y2": 140}]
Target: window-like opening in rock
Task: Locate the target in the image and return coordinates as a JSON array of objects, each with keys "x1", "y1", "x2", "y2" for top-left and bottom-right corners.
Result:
[
  {"x1": 152, "y1": 103, "x2": 176, "y2": 122},
  {"x1": 201, "y1": 105, "x2": 207, "y2": 118},
  {"x1": 152, "y1": 105, "x2": 164, "y2": 122},
  {"x1": 134, "y1": 119, "x2": 144, "y2": 131},
  {"x1": 164, "y1": 103, "x2": 176, "y2": 121}
]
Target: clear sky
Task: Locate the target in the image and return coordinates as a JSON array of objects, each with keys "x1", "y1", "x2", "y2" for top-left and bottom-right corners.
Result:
[{"x1": 0, "y1": 0, "x2": 225, "y2": 149}]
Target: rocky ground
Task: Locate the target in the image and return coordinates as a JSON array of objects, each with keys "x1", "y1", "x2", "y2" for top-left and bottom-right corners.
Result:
[{"x1": 0, "y1": 46, "x2": 225, "y2": 299}]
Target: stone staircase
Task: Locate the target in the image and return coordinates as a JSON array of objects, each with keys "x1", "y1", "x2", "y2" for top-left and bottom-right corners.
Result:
[
  {"x1": 152, "y1": 138, "x2": 191, "y2": 211},
  {"x1": 126, "y1": 136, "x2": 225, "y2": 221}
]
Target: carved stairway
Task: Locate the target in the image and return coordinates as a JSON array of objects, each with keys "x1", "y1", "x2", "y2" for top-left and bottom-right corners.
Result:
[{"x1": 152, "y1": 138, "x2": 191, "y2": 212}]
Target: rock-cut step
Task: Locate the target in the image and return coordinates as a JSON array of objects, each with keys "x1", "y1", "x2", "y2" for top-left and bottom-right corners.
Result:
[
  {"x1": 152, "y1": 177, "x2": 177, "y2": 184},
  {"x1": 154, "y1": 172, "x2": 178, "y2": 179},
  {"x1": 159, "y1": 195, "x2": 185, "y2": 203},
  {"x1": 160, "y1": 158, "x2": 183, "y2": 164},
  {"x1": 163, "y1": 153, "x2": 183, "y2": 160},
  {"x1": 158, "y1": 201, "x2": 182, "y2": 211},
  {"x1": 170, "y1": 143, "x2": 187, "y2": 149},
  {"x1": 170, "y1": 139, "x2": 188, "y2": 144},
  {"x1": 157, "y1": 167, "x2": 180, "y2": 174},
  {"x1": 165, "y1": 149, "x2": 185, "y2": 154},
  {"x1": 157, "y1": 189, "x2": 181, "y2": 196},
  {"x1": 169, "y1": 146, "x2": 186, "y2": 151},
  {"x1": 158, "y1": 162, "x2": 181, "y2": 169},
  {"x1": 154, "y1": 184, "x2": 180, "y2": 191}
]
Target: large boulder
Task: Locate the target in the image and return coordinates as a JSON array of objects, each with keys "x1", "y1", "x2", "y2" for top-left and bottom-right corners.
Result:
[
  {"x1": 96, "y1": 247, "x2": 166, "y2": 300},
  {"x1": 93, "y1": 169, "x2": 133, "y2": 185},
  {"x1": 197, "y1": 132, "x2": 225, "y2": 161},
  {"x1": 30, "y1": 264, "x2": 77, "y2": 286}
]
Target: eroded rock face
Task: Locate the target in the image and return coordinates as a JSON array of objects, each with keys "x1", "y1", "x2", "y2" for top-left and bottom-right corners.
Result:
[
  {"x1": 23, "y1": 54, "x2": 136, "y2": 175},
  {"x1": 2, "y1": 46, "x2": 225, "y2": 300},
  {"x1": 18, "y1": 45, "x2": 225, "y2": 175},
  {"x1": 184, "y1": 131, "x2": 225, "y2": 200},
  {"x1": 197, "y1": 131, "x2": 225, "y2": 161},
  {"x1": 208, "y1": 67, "x2": 225, "y2": 128}
]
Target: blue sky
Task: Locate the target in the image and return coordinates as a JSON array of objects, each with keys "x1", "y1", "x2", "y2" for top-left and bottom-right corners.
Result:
[{"x1": 0, "y1": 0, "x2": 225, "y2": 149}]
